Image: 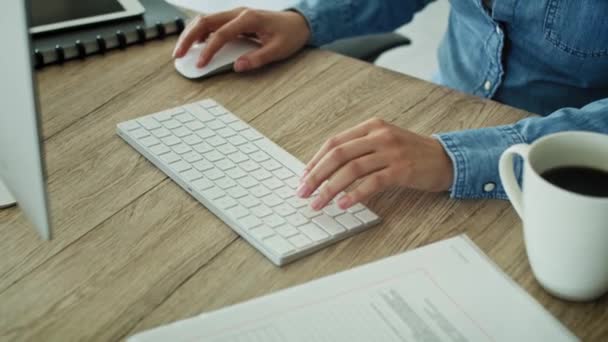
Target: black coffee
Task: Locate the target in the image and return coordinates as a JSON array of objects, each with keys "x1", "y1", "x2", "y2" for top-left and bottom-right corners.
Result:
[{"x1": 540, "y1": 166, "x2": 608, "y2": 197}]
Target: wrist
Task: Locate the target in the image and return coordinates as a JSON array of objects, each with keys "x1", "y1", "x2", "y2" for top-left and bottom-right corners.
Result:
[{"x1": 284, "y1": 10, "x2": 311, "y2": 45}]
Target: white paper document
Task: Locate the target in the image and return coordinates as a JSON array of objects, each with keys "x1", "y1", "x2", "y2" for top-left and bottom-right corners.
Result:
[
  {"x1": 129, "y1": 235, "x2": 577, "y2": 342},
  {"x1": 166, "y1": 0, "x2": 299, "y2": 14}
]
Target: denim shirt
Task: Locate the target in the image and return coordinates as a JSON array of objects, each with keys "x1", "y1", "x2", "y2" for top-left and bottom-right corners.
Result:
[{"x1": 293, "y1": 0, "x2": 608, "y2": 199}]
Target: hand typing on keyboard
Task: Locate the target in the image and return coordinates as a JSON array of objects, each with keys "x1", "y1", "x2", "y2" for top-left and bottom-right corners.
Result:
[
  {"x1": 296, "y1": 118, "x2": 454, "y2": 211},
  {"x1": 117, "y1": 99, "x2": 380, "y2": 265}
]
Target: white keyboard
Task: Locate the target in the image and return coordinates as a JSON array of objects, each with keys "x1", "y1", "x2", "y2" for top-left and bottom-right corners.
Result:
[{"x1": 116, "y1": 99, "x2": 381, "y2": 265}]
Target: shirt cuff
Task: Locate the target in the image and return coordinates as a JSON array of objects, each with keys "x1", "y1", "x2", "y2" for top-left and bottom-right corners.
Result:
[{"x1": 433, "y1": 125, "x2": 526, "y2": 200}]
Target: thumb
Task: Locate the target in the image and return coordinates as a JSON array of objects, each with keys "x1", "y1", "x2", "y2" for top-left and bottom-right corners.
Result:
[{"x1": 234, "y1": 42, "x2": 281, "y2": 72}]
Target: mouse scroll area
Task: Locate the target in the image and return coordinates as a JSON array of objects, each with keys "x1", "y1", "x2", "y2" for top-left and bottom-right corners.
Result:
[{"x1": 174, "y1": 39, "x2": 259, "y2": 79}]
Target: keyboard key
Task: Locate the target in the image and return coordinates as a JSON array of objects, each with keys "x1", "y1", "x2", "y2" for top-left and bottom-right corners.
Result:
[
  {"x1": 229, "y1": 121, "x2": 249, "y2": 131},
  {"x1": 193, "y1": 159, "x2": 213, "y2": 171},
  {"x1": 239, "y1": 215, "x2": 263, "y2": 230},
  {"x1": 121, "y1": 121, "x2": 140, "y2": 131},
  {"x1": 355, "y1": 210, "x2": 380, "y2": 225},
  {"x1": 216, "y1": 159, "x2": 236, "y2": 171},
  {"x1": 172, "y1": 143, "x2": 192, "y2": 155},
  {"x1": 217, "y1": 144, "x2": 238, "y2": 155},
  {"x1": 251, "y1": 205, "x2": 273, "y2": 218},
  {"x1": 263, "y1": 214, "x2": 286, "y2": 228},
  {"x1": 150, "y1": 144, "x2": 170, "y2": 155},
  {"x1": 251, "y1": 151, "x2": 270, "y2": 162},
  {"x1": 299, "y1": 223, "x2": 330, "y2": 242},
  {"x1": 131, "y1": 129, "x2": 149, "y2": 139},
  {"x1": 251, "y1": 168, "x2": 272, "y2": 181},
  {"x1": 262, "y1": 194, "x2": 283, "y2": 207},
  {"x1": 196, "y1": 128, "x2": 215, "y2": 139},
  {"x1": 216, "y1": 196, "x2": 237, "y2": 210},
  {"x1": 162, "y1": 136, "x2": 181, "y2": 146},
  {"x1": 172, "y1": 126, "x2": 191, "y2": 138},
  {"x1": 274, "y1": 203, "x2": 296, "y2": 217},
  {"x1": 175, "y1": 112, "x2": 195, "y2": 123},
  {"x1": 287, "y1": 196, "x2": 308, "y2": 208},
  {"x1": 201, "y1": 187, "x2": 225, "y2": 200},
  {"x1": 275, "y1": 225, "x2": 299, "y2": 238},
  {"x1": 217, "y1": 127, "x2": 237, "y2": 138},
  {"x1": 138, "y1": 117, "x2": 161, "y2": 130},
  {"x1": 300, "y1": 205, "x2": 323, "y2": 219},
  {"x1": 218, "y1": 113, "x2": 239, "y2": 124},
  {"x1": 185, "y1": 121, "x2": 205, "y2": 131},
  {"x1": 263, "y1": 177, "x2": 284, "y2": 190},
  {"x1": 207, "y1": 136, "x2": 227, "y2": 147},
  {"x1": 285, "y1": 213, "x2": 308, "y2": 227},
  {"x1": 289, "y1": 234, "x2": 312, "y2": 249},
  {"x1": 238, "y1": 176, "x2": 258, "y2": 189},
  {"x1": 238, "y1": 195, "x2": 261, "y2": 208},
  {"x1": 155, "y1": 108, "x2": 181, "y2": 121},
  {"x1": 313, "y1": 215, "x2": 346, "y2": 236},
  {"x1": 163, "y1": 119, "x2": 181, "y2": 130},
  {"x1": 239, "y1": 143, "x2": 259, "y2": 154},
  {"x1": 250, "y1": 226, "x2": 275, "y2": 240},
  {"x1": 209, "y1": 106, "x2": 228, "y2": 116},
  {"x1": 184, "y1": 103, "x2": 215, "y2": 122},
  {"x1": 335, "y1": 213, "x2": 362, "y2": 230},
  {"x1": 228, "y1": 135, "x2": 248, "y2": 146},
  {"x1": 347, "y1": 203, "x2": 366, "y2": 213},
  {"x1": 323, "y1": 202, "x2": 345, "y2": 217},
  {"x1": 204, "y1": 151, "x2": 224, "y2": 162},
  {"x1": 204, "y1": 168, "x2": 224, "y2": 180},
  {"x1": 160, "y1": 152, "x2": 180, "y2": 164},
  {"x1": 215, "y1": 177, "x2": 237, "y2": 190},
  {"x1": 227, "y1": 186, "x2": 248, "y2": 199},
  {"x1": 193, "y1": 142, "x2": 213, "y2": 154},
  {"x1": 228, "y1": 152, "x2": 249, "y2": 163},
  {"x1": 171, "y1": 160, "x2": 191, "y2": 173},
  {"x1": 264, "y1": 235, "x2": 294, "y2": 256},
  {"x1": 239, "y1": 160, "x2": 259, "y2": 172},
  {"x1": 207, "y1": 120, "x2": 225, "y2": 130},
  {"x1": 242, "y1": 129, "x2": 263, "y2": 141},
  {"x1": 151, "y1": 127, "x2": 171, "y2": 138},
  {"x1": 183, "y1": 151, "x2": 203, "y2": 163},
  {"x1": 181, "y1": 169, "x2": 202, "y2": 182},
  {"x1": 284, "y1": 177, "x2": 300, "y2": 189},
  {"x1": 273, "y1": 168, "x2": 294, "y2": 180},
  {"x1": 227, "y1": 205, "x2": 249, "y2": 219},
  {"x1": 275, "y1": 186, "x2": 294, "y2": 200},
  {"x1": 192, "y1": 178, "x2": 213, "y2": 190},
  {"x1": 198, "y1": 99, "x2": 217, "y2": 109},
  {"x1": 140, "y1": 136, "x2": 160, "y2": 147},
  {"x1": 226, "y1": 167, "x2": 247, "y2": 179},
  {"x1": 261, "y1": 159, "x2": 282, "y2": 171},
  {"x1": 249, "y1": 185, "x2": 271, "y2": 198}
]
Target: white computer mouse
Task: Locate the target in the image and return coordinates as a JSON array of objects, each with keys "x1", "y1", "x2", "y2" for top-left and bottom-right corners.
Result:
[{"x1": 174, "y1": 38, "x2": 259, "y2": 79}]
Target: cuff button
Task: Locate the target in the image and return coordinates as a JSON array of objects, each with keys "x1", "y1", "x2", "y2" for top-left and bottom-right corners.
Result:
[{"x1": 483, "y1": 182, "x2": 496, "y2": 192}]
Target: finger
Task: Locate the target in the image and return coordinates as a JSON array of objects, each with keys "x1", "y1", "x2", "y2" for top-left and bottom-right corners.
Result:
[
  {"x1": 337, "y1": 168, "x2": 393, "y2": 209},
  {"x1": 298, "y1": 136, "x2": 376, "y2": 198},
  {"x1": 310, "y1": 154, "x2": 387, "y2": 210},
  {"x1": 234, "y1": 40, "x2": 281, "y2": 72},
  {"x1": 304, "y1": 121, "x2": 373, "y2": 176},
  {"x1": 173, "y1": 10, "x2": 242, "y2": 58},
  {"x1": 197, "y1": 11, "x2": 262, "y2": 67}
]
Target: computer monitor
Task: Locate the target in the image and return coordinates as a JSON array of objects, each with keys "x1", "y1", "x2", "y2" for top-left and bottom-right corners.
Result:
[{"x1": 0, "y1": 0, "x2": 53, "y2": 240}]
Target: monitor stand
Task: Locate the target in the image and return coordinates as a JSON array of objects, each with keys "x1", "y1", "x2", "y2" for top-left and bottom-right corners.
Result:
[{"x1": 0, "y1": 179, "x2": 16, "y2": 209}]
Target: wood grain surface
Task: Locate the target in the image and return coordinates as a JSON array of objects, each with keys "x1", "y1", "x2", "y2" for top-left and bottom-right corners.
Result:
[{"x1": 0, "y1": 35, "x2": 605, "y2": 341}]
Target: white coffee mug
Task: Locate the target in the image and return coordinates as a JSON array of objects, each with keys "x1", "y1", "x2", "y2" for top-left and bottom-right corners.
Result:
[{"x1": 499, "y1": 131, "x2": 608, "y2": 301}]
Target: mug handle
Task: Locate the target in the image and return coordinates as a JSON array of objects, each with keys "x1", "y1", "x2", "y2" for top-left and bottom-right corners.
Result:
[{"x1": 499, "y1": 144, "x2": 530, "y2": 218}]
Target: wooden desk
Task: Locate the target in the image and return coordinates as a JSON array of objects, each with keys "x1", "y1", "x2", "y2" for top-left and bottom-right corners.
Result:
[{"x1": 0, "y1": 37, "x2": 606, "y2": 341}]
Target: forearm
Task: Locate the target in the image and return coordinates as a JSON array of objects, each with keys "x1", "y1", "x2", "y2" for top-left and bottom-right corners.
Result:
[
  {"x1": 292, "y1": 0, "x2": 435, "y2": 46},
  {"x1": 434, "y1": 98, "x2": 608, "y2": 199}
]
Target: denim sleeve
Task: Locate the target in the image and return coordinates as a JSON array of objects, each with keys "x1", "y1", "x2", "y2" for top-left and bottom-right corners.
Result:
[
  {"x1": 292, "y1": 0, "x2": 435, "y2": 46},
  {"x1": 433, "y1": 98, "x2": 608, "y2": 199}
]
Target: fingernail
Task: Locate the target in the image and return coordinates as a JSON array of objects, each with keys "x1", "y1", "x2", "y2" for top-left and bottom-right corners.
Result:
[
  {"x1": 338, "y1": 195, "x2": 351, "y2": 210},
  {"x1": 172, "y1": 47, "x2": 178, "y2": 58},
  {"x1": 234, "y1": 59, "x2": 250, "y2": 72},
  {"x1": 296, "y1": 183, "x2": 311, "y2": 198},
  {"x1": 311, "y1": 198, "x2": 323, "y2": 211}
]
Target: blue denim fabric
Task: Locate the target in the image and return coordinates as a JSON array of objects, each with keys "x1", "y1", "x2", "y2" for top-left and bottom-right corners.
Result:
[{"x1": 294, "y1": 0, "x2": 608, "y2": 199}]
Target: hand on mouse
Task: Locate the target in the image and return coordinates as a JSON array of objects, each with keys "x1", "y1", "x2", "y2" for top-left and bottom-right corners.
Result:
[
  {"x1": 173, "y1": 8, "x2": 310, "y2": 72},
  {"x1": 297, "y1": 118, "x2": 454, "y2": 211}
]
